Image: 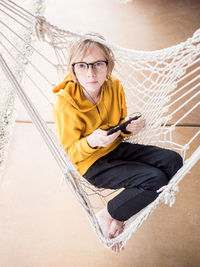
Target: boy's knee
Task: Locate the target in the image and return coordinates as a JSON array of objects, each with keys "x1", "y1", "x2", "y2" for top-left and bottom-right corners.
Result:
[
  {"x1": 166, "y1": 150, "x2": 183, "y2": 173},
  {"x1": 172, "y1": 151, "x2": 183, "y2": 170}
]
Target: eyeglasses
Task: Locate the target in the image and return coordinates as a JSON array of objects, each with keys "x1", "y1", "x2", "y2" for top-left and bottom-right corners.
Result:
[{"x1": 72, "y1": 60, "x2": 108, "y2": 74}]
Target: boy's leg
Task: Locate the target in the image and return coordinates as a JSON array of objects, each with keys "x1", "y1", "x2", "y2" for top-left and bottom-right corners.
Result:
[
  {"x1": 106, "y1": 162, "x2": 169, "y2": 221},
  {"x1": 114, "y1": 142, "x2": 183, "y2": 180},
  {"x1": 85, "y1": 159, "x2": 168, "y2": 221},
  {"x1": 83, "y1": 143, "x2": 183, "y2": 250},
  {"x1": 84, "y1": 143, "x2": 183, "y2": 185}
]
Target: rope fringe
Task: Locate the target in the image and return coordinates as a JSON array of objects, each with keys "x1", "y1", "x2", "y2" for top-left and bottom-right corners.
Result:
[{"x1": 158, "y1": 185, "x2": 179, "y2": 207}]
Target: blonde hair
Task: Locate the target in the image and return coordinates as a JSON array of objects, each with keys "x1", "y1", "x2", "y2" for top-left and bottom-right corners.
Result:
[{"x1": 67, "y1": 33, "x2": 115, "y2": 83}]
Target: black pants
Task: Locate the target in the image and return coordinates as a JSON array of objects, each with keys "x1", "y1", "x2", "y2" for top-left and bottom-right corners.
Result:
[{"x1": 84, "y1": 142, "x2": 183, "y2": 221}]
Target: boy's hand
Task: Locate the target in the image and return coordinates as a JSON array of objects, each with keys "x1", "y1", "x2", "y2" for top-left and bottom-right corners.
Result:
[
  {"x1": 125, "y1": 116, "x2": 145, "y2": 134},
  {"x1": 87, "y1": 129, "x2": 121, "y2": 148}
]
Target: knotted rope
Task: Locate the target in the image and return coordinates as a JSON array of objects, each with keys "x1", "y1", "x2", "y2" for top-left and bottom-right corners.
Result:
[{"x1": 157, "y1": 184, "x2": 180, "y2": 207}]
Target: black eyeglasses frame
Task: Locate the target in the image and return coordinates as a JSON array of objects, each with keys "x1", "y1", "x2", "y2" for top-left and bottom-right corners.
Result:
[{"x1": 72, "y1": 60, "x2": 108, "y2": 70}]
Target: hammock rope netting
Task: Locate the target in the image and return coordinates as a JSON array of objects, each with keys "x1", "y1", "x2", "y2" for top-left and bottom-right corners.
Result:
[{"x1": 0, "y1": 0, "x2": 200, "y2": 249}]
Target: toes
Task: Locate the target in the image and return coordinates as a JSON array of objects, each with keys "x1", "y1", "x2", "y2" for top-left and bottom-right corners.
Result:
[{"x1": 111, "y1": 244, "x2": 118, "y2": 253}]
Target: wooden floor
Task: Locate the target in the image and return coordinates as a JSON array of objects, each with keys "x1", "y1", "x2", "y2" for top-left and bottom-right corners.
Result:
[{"x1": 0, "y1": 0, "x2": 200, "y2": 266}]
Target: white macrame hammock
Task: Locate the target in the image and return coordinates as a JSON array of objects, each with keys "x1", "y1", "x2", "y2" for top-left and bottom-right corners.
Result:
[{"x1": 0, "y1": 0, "x2": 200, "y2": 249}]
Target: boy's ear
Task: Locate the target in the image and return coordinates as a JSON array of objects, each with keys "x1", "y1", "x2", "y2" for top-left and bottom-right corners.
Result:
[
  {"x1": 71, "y1": 70, "x2": 78, "y2": 84},
  {"x1": 107, "y1": 61, "x2": 114, "y2": 78},
  {"x1": 111, "y1": 61, "x2": 115, "y2": 73}
]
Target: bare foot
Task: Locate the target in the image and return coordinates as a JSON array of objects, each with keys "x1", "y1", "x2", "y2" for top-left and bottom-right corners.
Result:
[
  {"x1": 108, "y1": 219, "x2": 124, "y2": 253},
  {"x1": 96, "y1": 206, "x2": 124, "y2": 253}
]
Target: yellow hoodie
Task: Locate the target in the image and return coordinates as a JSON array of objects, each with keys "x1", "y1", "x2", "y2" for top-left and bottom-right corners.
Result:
[{"x1": 53, "y1": 75, "x2": 132, "y2": 175}]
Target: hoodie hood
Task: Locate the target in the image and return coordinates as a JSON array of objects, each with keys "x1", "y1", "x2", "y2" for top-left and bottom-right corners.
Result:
[{"x1": 53, "y1": 74, "x2": 105, "y2": 112}]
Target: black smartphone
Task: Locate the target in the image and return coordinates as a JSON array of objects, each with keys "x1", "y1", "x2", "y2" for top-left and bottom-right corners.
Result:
[{"x1": 107, "y1": 114, "x2": 142, "y2": 135}]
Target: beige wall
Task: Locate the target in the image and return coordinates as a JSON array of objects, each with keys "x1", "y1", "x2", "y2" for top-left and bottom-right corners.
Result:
[{"x1": 0, "y1": 0, "x2": 199, "y2": 266}]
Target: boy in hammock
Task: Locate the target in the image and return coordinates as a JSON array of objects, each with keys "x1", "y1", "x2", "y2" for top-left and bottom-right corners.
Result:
[{"x1": 53, "y1": 34, "x2": 183, "y2": 253}]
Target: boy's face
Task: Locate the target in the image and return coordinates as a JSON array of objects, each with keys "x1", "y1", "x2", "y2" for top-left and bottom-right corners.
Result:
[{"x1": 73, "y1": 46, "x2": 108, "y2": 95}]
